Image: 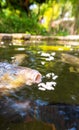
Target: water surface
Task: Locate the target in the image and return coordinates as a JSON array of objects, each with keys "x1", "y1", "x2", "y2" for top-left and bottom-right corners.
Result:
[{"x1": 0, "y1": 40, "x2": 79, "y2": 130}]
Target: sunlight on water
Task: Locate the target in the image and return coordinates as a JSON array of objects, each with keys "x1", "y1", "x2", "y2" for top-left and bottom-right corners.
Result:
[
  {"x1": 0, "y1": 41, "x2": 79, "y2": 130},
  {"x1": 38, "y1": 72, "x2": 58, "y2": 91}
]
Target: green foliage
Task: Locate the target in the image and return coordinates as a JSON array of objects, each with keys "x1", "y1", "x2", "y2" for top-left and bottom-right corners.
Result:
[
  {"x1": 0, "y1": 9, "x2": 47, "y2": 35},
  {"x1": 1, "y1": 0, "x2": 79, "y2": 35},
  {"x1": 0, "y1": 0, "x2": 6, "y2": 7}
]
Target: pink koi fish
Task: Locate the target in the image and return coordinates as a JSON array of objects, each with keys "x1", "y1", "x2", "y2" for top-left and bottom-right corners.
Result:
[{"x1": 0, "y1": 62, "x2": 42, "y2": 93}]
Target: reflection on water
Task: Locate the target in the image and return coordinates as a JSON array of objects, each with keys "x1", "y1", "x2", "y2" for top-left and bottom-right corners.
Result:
[
  {"x1": 0, "y1": 41, "x2": 79, "y2": 130},
  {"x1": 0, "y1": 97, "x2": 79, "y2": 130}
]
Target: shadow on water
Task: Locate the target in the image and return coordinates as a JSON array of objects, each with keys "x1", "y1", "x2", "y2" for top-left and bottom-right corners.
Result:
[{"x1": 0, "y1": 40, "x2": 79, "y2": 129}]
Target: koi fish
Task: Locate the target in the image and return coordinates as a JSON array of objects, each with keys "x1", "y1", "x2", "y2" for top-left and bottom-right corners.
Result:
[
  {"x1": 61, "y1": 53, "x2": 79, "y2": 67},
  {"x1": 0, "y1": 62, "x2": 42, "y2": 93}
]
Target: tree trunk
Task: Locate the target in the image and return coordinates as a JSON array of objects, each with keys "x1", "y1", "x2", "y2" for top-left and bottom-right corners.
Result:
[{"x1": 73, "y1": 1, "x2": 79, "y2": 34}]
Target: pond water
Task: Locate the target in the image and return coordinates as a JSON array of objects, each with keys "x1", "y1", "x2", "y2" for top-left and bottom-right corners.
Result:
[{"x1": 0, "y1": 40, "x2": 79, "y2": 130}]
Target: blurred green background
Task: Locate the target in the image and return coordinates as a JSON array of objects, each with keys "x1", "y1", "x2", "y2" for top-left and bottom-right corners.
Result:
[{"x1": 0, "y1": 0, "x2": 79, "y2": 35}]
